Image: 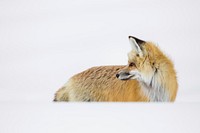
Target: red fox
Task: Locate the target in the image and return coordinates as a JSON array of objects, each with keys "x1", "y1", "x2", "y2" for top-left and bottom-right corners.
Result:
[{"x1": 54, "y1": 36, "x2": 178, "y2": 102}]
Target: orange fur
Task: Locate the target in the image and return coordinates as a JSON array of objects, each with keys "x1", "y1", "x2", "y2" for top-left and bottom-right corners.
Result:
[
  {"x1": 145, "y1": 43, "x2": 178, "y2": 101},
  {"x1": 54, "y1": 37, "x2": 178, "y2": 102}
]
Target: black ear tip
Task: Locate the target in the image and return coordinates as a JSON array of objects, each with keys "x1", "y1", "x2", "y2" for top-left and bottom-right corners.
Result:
[
  {"x1": 128, "y1": 36, "x2": 134, "y2": 39},
  {"x1": 128, "y1": 36, "x2": 145, "y2": 44}
]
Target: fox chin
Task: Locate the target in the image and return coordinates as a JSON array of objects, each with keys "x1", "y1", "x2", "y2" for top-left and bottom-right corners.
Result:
[{"x1": 54, "y1": 36, "x2": 178, "y2": 102}]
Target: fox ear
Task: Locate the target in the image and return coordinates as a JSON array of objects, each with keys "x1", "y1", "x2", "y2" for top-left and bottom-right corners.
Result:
[{"x1": 129, "y1": 36, "x2": 145, "y2": 54}]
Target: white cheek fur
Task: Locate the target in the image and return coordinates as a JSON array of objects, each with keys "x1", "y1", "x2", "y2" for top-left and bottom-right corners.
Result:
[
  {"x1": 130, "y1": 69, "x2": 170, "y2": 102},
  {"x1": 129, "y1": 70, "x2": 141, "y2": 80}
]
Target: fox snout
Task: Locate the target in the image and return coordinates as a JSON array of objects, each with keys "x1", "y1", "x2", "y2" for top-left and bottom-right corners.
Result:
[
  {"x1": 116, "y1": 73, "x2": 120, "y2": 78},
  {"x1": 116, "y1": 71, "x2": 134, "y2": 80},
  {"x1": 116, "y1": 72, "x2": 130, "y2": 78}
]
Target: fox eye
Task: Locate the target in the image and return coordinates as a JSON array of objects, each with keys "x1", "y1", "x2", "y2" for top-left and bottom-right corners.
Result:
[
  {"x1": 129, "y1": 62, "x2": 136, "y2": 67},
  {"x1": 136, "y1": 54, "x2": 139, "y2": 57}
]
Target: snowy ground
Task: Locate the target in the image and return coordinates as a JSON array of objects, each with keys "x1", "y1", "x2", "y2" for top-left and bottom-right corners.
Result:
[
  {"x1": 0, "y1": 0, "x2": 200, "y2": 133},
  {"x1": 1, "y1": 102, "x2": 200, "y2": 133}
]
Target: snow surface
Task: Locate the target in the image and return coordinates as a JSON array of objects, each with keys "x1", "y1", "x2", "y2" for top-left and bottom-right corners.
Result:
[
  {"x1": 0, "y1": 0, "x2": 200, "y2": 133},
  {"x1": 1, "y1": 102, "x2": 200, "y2": 133}
]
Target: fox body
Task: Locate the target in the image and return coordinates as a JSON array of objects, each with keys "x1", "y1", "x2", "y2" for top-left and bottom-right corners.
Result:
[{"x1": 54, "y1": 36, "x2": 178, "y2": 102}]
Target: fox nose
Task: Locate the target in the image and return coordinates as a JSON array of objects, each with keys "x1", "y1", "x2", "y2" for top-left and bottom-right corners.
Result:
[{"x1": 116, "y1": 74, "x2": 119, "y2": 78}]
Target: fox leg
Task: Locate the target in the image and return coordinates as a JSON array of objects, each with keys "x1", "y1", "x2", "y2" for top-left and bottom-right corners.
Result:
[{"x1": 54, "y1": 87, "x2": 69, "y2": 102}]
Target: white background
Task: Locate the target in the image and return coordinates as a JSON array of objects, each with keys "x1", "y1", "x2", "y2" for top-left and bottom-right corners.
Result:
[{"x1": 0, "y1": 0, "x2": 200, "y2": 133}]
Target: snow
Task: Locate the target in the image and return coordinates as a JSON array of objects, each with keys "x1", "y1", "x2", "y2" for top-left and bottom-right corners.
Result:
[
  {"x1": 1, "y1": 102, "x2": 200, "y2": 133},
  {"x1": 0, "y1": 0, "x2": 200, "y2": 132}
]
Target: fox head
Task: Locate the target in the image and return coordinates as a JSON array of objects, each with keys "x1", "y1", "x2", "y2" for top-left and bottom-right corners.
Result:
[
  {"x1": 116, "y1": 36, "x2": 160, "y2": 86},
  {"x1": 116, "y1": 36, "x2": 178, "y2": 101}
]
